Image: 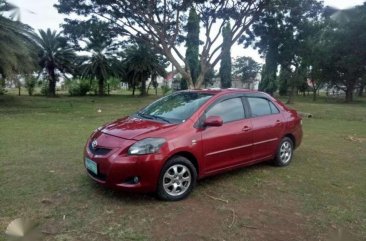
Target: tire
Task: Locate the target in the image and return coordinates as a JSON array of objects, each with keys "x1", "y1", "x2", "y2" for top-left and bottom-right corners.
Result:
[
  {"x1": 157, "y1": 156, "x2": 197, "y2": 201},
  {"x1": 274, "y1": 137, "x2": 294, "y2": 167}
]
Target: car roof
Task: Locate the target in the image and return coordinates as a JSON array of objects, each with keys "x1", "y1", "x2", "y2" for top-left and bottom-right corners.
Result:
[{"x1": 182, "y1": 88, "x2": 261, "y2": 95}]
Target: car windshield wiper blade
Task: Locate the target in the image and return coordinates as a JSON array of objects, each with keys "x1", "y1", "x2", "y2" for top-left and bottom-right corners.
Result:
[
  {"x1": 149, "y1": 114, "x2": 172, "y2": 124},
  {"x1": 137, "y1": 112, "x2": 154, "y2": 120},
  {"x1": 137, "y1": 112, "x2": 171, "y2": 123}
]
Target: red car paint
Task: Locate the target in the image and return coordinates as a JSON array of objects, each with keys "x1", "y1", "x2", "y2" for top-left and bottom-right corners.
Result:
[{"x1": 84, "y1": 89, "x2": 302, "y2": 192}]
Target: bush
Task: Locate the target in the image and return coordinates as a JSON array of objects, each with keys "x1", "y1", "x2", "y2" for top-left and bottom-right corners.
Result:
[
  {"x1": 161, "y1": 85, "x2": 171, "y2": 95},
  {"x1": 40, "y1": 83, "x2": 49, "y2": 96},
  {"x1": 68, "y1": 79, "x2": 91, "y2": 96},
  {"x1": 25, "y1": 77, "x2": 37, "y2": 96}
]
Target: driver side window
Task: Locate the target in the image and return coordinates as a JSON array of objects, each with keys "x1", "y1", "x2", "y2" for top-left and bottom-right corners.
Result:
[{"x1": 206, "y1": 98, "x2": 245, "y2": 123}]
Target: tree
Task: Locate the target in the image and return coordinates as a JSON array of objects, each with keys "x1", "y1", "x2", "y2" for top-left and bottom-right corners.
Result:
[
  {"x1": 320, "y1": 4, "x2": 366, "y2": 102},
  {"x1": 33, "y1": 29, "x2": 76, "y2": 96},
  {"x1": 359, "y1": 77, "x2": 366, "y2": 97},
  {"x1": 0, "y1": 0, "x2": 37, "y2": 93},
  {"x1": 233, "y1": 56, "x2": 261, "y2": 87},
  {"x1": 300, "y1": 21, "x2": 330, "y2": 101},
  {"x1": 123, "y1": 43, "x2": 167, "y2": 96},
  {"x1": 62, "y1": 19, "x2": 121, "y2": 96},
  {"x1": 220, "y1": 23, "x2": 232, "y2": 88},
  {"x1": 55, "y1": 0, "x2": 266, "y2": 89},
  {"x1": 82, "y1": 50, "x2": 115, "y2": 96},
  {"x1": 185, "y1": 7, "x2": 200, "y2": 86},
  {"x1": 245, "y1": 0, "x2": 323, "y2": 96},
  {"x1": 278, "y1": 65, "x2": 291, "y2": 96}
]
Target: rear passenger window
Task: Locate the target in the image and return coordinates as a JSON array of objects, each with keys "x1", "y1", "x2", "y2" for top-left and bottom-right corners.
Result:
[
  {"x1": 206, "y1": 98, "x2": 245, "y2": 123},
  {"x1": 247, "y1": 97, "x2": 279, "y2": 117},
  {"x1": 269, "y1": 101, "x2": 280, "y2": 114}
]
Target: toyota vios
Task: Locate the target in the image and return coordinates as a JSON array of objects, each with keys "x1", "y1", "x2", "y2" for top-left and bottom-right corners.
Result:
[{"x1": 84, "y1": 89, "x2": 302, "y2": 201}]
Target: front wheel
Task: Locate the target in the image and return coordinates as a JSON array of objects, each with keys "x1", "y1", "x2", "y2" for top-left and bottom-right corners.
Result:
[
  {"x1": 157, "y1": 156, "x2": 197, "y2": 201},
  {"x1": 274, "y1": 137, "x2": 294, "y2": 167}
]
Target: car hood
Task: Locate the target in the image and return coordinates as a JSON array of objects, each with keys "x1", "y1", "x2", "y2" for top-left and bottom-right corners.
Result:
[{"x1": 101, "y1": 116, "x2": 178, "y2": 140}]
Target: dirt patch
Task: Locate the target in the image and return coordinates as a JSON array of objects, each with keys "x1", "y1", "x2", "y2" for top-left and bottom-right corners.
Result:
[{"x1": 149, "y1": 190, "x2": 309, "y2": 241}]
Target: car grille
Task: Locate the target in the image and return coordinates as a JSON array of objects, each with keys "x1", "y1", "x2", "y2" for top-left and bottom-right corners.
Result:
[{"x1": 88, "y1": 142, "x2": 112, "y2": 156}]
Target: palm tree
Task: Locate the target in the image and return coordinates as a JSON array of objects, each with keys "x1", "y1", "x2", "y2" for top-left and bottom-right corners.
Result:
[
  {"x1": 81, "y1": 37, "x2": 115, "y2": 96},
  {"x1": 123, "y1": 44, "x2": 167, "y2": 96},
  {"x1": 0, "y1": 0, "x2": 37, "y2": 90},
  {"x1": 32, "y1": 29, "x2": 75, "y2": 96}
]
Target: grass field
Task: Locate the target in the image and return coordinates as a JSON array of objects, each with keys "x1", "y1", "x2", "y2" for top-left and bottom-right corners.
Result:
[{"x1": 0, "y1": 93, "x2": 365, "y2": 241}]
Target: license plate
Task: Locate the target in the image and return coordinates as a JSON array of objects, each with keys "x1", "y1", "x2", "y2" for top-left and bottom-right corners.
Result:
[{"x1": 85, "y1": 158, "x2": 98, "y2": 175}]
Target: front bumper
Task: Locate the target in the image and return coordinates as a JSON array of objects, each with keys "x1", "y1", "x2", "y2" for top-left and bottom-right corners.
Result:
[{"x1": 83, "y1": 133, "x2": 167, "y2": 193}]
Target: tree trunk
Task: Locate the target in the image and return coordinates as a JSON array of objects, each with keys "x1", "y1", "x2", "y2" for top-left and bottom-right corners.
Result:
[
  {"x1": 345, "y1": 88, "x2": 353, "y2": 102},
  {"x1": 48, "y1": 67, "x2": 57, "y2": 97},
  {"x1": 287, "y1": 86, "x2": 295, "y2": 104},
  {"x1": 195, "y1": 71, "x2": 206, "y2": 89},
  {"x1": 345, "y1": 80, "x2": 356, "y2": 102},
  {"x1": 18, "y1": 85, "x2": 21, "y2": 96},
  {"x1": 98, "y1": 77, "x2": 104, "y2": 96},
  {"x1": 358, "y1": 82, "x2": 365, "y2": 97},
  {"x1": 312, "y1": 89, "x2": 317, "y2": 101},
  {"x1": 132, "y1": 74, "x2": 136, "y2": 96},
  {"x1": 163, "y1": 47, "x2": 194, "y2": 89},
  {"x1": 140, "y1": 75, "x2": 147, "y2": 96},
  {"x1": 147, "y1": 81, "x2": 152, "y2": 95}
]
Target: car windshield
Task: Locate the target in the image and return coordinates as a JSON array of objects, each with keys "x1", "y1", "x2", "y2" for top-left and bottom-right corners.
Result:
[{"x1": 137, "y1": 92, "x2": 213, "y2": 124}]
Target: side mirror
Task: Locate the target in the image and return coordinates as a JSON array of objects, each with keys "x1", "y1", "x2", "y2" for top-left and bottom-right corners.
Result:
[{"x1": 204, "y1": 116, "x2": 223, "y2": 127}]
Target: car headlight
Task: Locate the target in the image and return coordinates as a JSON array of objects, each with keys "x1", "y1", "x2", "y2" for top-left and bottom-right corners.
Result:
[{"x1": 128, "y1": 138, "x2": 166, "y2": 155}]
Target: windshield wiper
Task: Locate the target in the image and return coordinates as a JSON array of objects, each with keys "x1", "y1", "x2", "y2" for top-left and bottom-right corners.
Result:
[
  {"x1": 137, "y1": 112, "x2": 171, "y2": 123},
  {"x1": 137, "y1": 112, "x2": 154, "y2": 120},
  {"x1": 150, "y1": 114, "x2": 172, "y2": 124}
]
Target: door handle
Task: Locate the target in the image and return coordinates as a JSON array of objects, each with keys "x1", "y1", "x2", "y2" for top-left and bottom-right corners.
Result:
[
  {"x1": 242, "y1": 126, "x2": 251, "y2": 132},
  {"x1": 275, "y1": 120, "x2": 281, "y2": 124}
]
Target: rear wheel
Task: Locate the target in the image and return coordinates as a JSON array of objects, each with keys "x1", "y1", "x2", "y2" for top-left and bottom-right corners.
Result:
[
  {"x1": 157, "y1": 156, "x2": 197, "y2": 201},
  {"x1": 274, "y1": 137, "x2": 294, "y2": 166}
]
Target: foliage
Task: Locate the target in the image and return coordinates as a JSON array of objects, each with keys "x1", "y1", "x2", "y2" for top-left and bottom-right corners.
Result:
[
  {"x1": 24, "y1": 76, "x2": 37, "y2": 96},
  {"x1": 185, "y1": 7, "x2": 200, "y2": 85},
  {"x1": 245, "y1": 0, "x2": 323, "y2": 96},
  {"x1": 123, "y1": 42, "x2": 168, "y2": 96},
  {"x1": 68, "y1": 79, "x2": 91, "y2": 96},
  {"x1": 203, "y1": 68, "x2": 216, "y2": 87},
  {"x1": 161, "y1": 85, "x2": 171, "y2": 95},
  {"x1": 106, "y1": 77, "x2": 122, "y2": 91},
  {"x1": 55, "y1": 0, "x2": 267, "y2": 89},
  {"x1": 233, "y1": 56, "x2": 261, "y2": 85},
  {"x1": 183, "y1": 7, "x2": 200, "y2": 86},
  {"x1": 40, "y1": 82, "x2": 49, "y2": 96},
  {"x1": 278, "y1": 66, "x2": 290, "y2": 96},
  {"x1": 0, "y1": 0, "x2": 38, "y2": 87},
  {"x1": 62, "y1": 19, "x2": 119, "y2": 96},
  {"x1": 32, "y1": 29, "x2": 76, "y2": 96},
  {"x1": 180, "y1": 78, "x2": 188, "y2": 90},
  {"x1": 219, "y1": 23, "x2": 232, "y2": 88},
  {"x1": 317, "y1": 4, "x2": 366, "y2": 102},
  {"x1": 259, "y1": 64, "x2": 277, "y2": 95}
]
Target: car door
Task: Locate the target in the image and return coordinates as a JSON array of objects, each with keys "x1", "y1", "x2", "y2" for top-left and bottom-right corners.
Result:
[
  {"x1": 246, "y1": 97, "x2": 285, "y2": 160},
  {"x1": 201, "y1": 97, "x2": 253, "y2": 173}
]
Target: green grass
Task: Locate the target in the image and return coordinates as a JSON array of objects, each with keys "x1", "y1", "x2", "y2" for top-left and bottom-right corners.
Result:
[{"x1": 0, "y1": 93, "x2": 365, "y2": 241}]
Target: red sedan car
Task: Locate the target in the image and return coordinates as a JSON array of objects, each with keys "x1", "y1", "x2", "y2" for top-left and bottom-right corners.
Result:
[{"x1": 84, "y1": 89, "x2": 302, "y2": 201}]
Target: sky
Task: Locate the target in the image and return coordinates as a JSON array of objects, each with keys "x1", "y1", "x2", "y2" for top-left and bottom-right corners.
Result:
[{"x1": 9, "y1": 0, "x2": 366, "y2": 64}]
